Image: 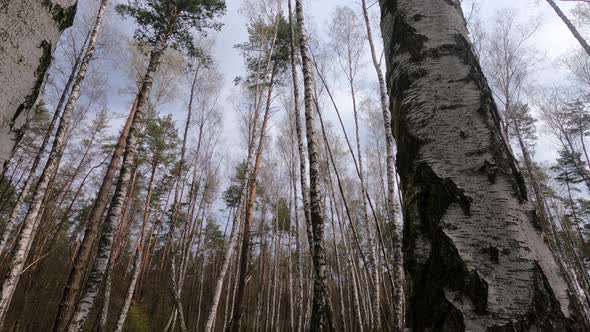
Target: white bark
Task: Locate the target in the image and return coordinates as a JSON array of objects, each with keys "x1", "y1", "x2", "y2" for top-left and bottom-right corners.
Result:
[
  {"x1": 295, "y1": 0, "x2": 331, "y2": 330},
  {"x1": 349, "y1": 56, "x2": 380, "y2": 331},
  {"x1": 113, "y1": 165, "x2": 157, "y2": 332},
  {"x1": 379, "y1": 0, "x2": 577, "y2": 329},
  {"x1": 96, "y1": 255, "x2": 114, "y2": 332},
  {"x1": 360, "y1": 0, "x2": 404, "y2": 328},
  {"x1": 292, "y1": 173, "x2": 305, "y2": 331},
  {"x1": 65, "y1": 30, "x2": 168, "y2": 332},
  {"x1": 287, "y1": 0, "x2": 313, "y2": 250},
  {"x1": 0, "y1": 39, "x2": 85, "y2": 254},
  {"x1": 204, "y1": 200, "x2": 242, "y2": 332},
  {"x1": 0, "y1": 1, "x2": 107, "y2": 327},
  {"x1": 169, "y1": 254, "x2": 188, "y2": 332}
]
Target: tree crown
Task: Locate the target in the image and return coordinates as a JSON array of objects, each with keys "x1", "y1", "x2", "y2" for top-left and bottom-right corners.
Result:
[{"x1": 116, "y1": 0, "x2": 226, "y2": 56}]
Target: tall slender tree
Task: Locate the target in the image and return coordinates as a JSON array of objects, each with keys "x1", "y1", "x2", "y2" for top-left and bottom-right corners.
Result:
[
  {"x1": 53, "y1": 96, "x2": 137, "y2": 332},
  {"x1": 328, "y1": 8, "x2": 382, "y2": 329},
  {"x1": 360, "y1": 0, "x2": 404, "y2": 329},
  {"x1": 287, "y1": 0, "x2": 312, "y2": 249},
  {"x1": 113, "y1": 111, "x2": 179, "y2": 332},
  {"x1": 229, "y1": 11, "x2": 291, "y2": 330},
  {"x1": 64, "y1": 1, "x2": 225, "y2": 330},
  {"x1": 295, "y1": 0, "x2": 333, "y2": 330},
  {"x1": 544, "y1": 0, "x2": 590, "y2": 56},
  {"x1": 0, "y1": 0, "x2": 109, "y2": 328}
]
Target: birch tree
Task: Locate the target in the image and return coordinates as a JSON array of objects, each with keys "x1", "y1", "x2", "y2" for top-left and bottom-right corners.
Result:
[
  {"x1": 287, "y1": 0, "x2": 312, "y2": 249},
  {"x1": 0, "y1": 0, "x2": 109, "y2": 327},
  {"x1": 480, "y1": 10, "x2": 540, "y2": 140},
  {"x1": 544, "y1": 0, "x2": 590, "y2": 56},
  {"x1": 229, "y1": 10, "x2": 290, "y2": 330},
  {"x1": 113, "y1": 111, "x2": 179, "y2": 332},
  {"x1": 295, "y1": 0, "x2": 333, "y2": 330},
  {"x1": 328, "y1": 7, "x2": 384, "y2": 329},
  {"x1": 64, "y1": 1, "x2": 225, "y2": 330},
  {"x1": 360, "y1": 0, "x2": 404, "y2": 328},
  {"x1": 379, "y1": 0, "x2": 584, "y2": 329}
]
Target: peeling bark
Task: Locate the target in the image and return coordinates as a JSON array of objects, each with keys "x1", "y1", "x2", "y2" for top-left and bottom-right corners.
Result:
[{"x1": 379, "y1": 0, "x2": 579, "y2": 330}]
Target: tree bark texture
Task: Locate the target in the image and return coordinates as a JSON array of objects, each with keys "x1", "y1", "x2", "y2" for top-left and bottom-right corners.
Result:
[
  {"x1": 379, "y1": 0, "x2": 579, "y2": 330},
  {"x1": 0, "y1": 0, "x2": 104, "y2": 328},
  {"x1": 295, "y1": 1, "x2": 333, "y2": 330},
  {"x1": 0, "y1": 0, "x2": 76, "y2": 172}
]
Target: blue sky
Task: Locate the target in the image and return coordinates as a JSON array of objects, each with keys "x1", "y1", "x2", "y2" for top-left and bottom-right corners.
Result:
[
  {"x1": 208, "y1": 0, "x2": 584, "y2": 164},
  {"x1": 66, "y1": 0, "x2": 586, "y2": 176}
]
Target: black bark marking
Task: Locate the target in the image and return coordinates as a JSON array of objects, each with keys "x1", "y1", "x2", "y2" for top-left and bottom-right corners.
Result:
[
  {"x1": 380, "y1": 0, "x2": 578, "y2": 330},
  {"x1": 42, "y1": 0, "x2": 78, "y2": 31},
  {"x1": 478, "y1": 160, "x2": 499, "y2": 184},
  {"x1": 480, "y1": 245, "x2": 500, "y2": 264}
]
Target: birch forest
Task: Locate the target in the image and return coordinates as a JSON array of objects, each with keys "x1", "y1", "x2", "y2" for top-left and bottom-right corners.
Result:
[{"x1": 3, "y1": 0, "x2": 590, "y2": 331}]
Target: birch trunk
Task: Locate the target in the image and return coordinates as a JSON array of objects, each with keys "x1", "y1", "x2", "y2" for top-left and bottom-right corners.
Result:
[
  {"x1": 0, "y1": 37, "x2": 86, "y2": 254},
  {"x1": 295, "y1": 1, "x2": 332, "y2": 330},
  {"x1": 194, "y1": 249, "x2": 207, "y2": 329},
  {"x1": 168, "y1": 255, "x2": 188, "y2": 332},
  {"x1": 288, "y1": 0, "x2": 313, "y2": 249},
  {"x1": 264, "y1": 232, "x2": 273, "y2": 332},
  {"x1": 288, "y1": 227, "x2": 294, "y2": 331},
  {"x1": 544, "y1": 0, "x2": 590, "y2": 56},
  {"x1": 222, "y1": 249, "x2": 235, "y2": 332},
  {"x1": 96, "y1": 255, "x2": 114, "y2": 332},
  {"x1": 65, "y1": 29, "x2": 168, "y2": 331},
  {"x1": 53, "y1": 96, "x2": 139, "y2": 332},
  {"x1": 113, "y1": 162, "x2": 157, "y2": 332},
  {"x1": 162, "y1": 56, "x2": 204, "y2": 330},
  {"x1": 139, "y1": 188, "x2": 171, "y2": 301},
  {"x1": 327, "y1": 195, "x2": 346, "y2": 332},
  {"x1": 349, "y1": 56, "x2": 380, "y2": 331},
  {"x1": 0, "y1": 1, "x2": 108, "y2": 327},
  {"x1": 205, "y1": 117, "x2": 259, "y2": 332},
  {"x1": 360, "y1": 0, "x2": 404, "y2": 328},
  {"x1": 514, "y1": 127, "x2": 553, "y2": 237},
  {"x1": 253, "y1": 208, "x2": 267, "y2": 332},
  {"x1": 292, "y1": 163, "x2": 305, "y2": 331},
  {"x1": 229, "y1": 238, "x2": 241, "y2": 328},
  {"x1": 229, "y1": 60, "x2": 278, "y2": 331},
  {"x1": 270, "y1": 228, "x2": 280, "y2": 329},
  {"x1": 379, "y1": 0, "x2": 579, "y2": 329},
  {"x1": 204, "y1": 199, "x2": 242, "y2": 332},
  {"x1": 113, "y1": 167, "x2": 138, "y2": 262}
]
